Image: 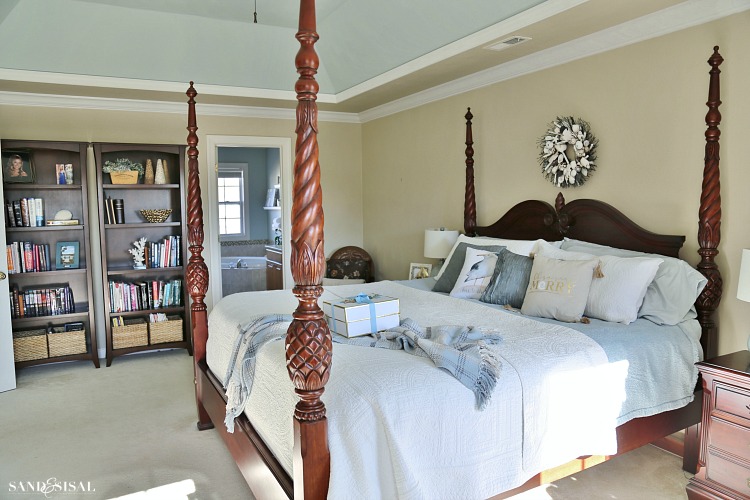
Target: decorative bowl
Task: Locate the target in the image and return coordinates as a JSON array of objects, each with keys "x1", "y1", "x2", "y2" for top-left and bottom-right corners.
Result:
[{"x1": 140, "y1": 209, "x2": 172, "y2": 223}]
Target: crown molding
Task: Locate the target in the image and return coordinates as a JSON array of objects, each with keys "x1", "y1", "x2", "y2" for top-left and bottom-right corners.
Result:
[
  {"x1": 0, "y1": 68, "x2": 338, "y2": 103},
  {"x1": 0, "y1": 90, "x2": 361, "y2": 123},
  {"x1": 359, "y1": 0, "x2": 750, "y2": 123}
]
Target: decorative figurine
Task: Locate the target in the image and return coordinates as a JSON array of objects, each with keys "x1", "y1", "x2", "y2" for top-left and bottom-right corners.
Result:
[
  {"x1": 64, "y1": 163, "x2": 74, "y2": 184},
  {"x1": 144, "y1": 159, "x2": 155, "y2": 184},
  {"x1": 128, "y1": 237, "x2": 147, "y2": 269},
  {"x1": 154, "y1": 159, "x2": 166, "y2": 184}
]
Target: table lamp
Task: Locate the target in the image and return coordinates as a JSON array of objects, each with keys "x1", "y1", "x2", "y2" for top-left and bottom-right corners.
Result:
[
  {"x1": 424, "y1": 228, "x2": 459, "y2": 261},
  {"x1": 737, "y1": 249, "x2": 750, "y2": 351}
]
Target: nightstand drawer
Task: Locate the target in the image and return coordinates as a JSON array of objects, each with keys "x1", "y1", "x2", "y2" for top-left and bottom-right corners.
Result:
[
  {"x1": 706, "y1": 451, "x2": 750, "y2": 496},
  {"x1": 710, "y1": 416, "x2": 750, "y2": 458},
  {"x1": 715, "y1": 383, "x2": 750, "y2": 422}
]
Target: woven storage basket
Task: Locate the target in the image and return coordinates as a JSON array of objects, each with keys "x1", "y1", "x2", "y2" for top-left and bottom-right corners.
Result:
[
  {"x1": 149, "y1": 316, "x2": 183, "y2": 344},
  {"x1": 112, "y1": 319, "x2": 148, "y2": 349},
  {"x1": 13, "y1": 329, "x2": 48, "y2": 362},
  {"x1": 48, "y1": 327, "x2": 87, "y2": 357}
]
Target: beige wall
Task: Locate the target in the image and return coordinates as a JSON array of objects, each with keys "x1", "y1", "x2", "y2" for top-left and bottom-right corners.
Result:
[
  {"x1": 362, "y1": 12, "x2": 750, "y2": 355},
  {"x1": 0, "y1": 105, "x2": 363, "y2": 350}
]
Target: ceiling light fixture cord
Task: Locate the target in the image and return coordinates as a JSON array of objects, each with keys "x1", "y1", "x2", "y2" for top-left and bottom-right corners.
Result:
[{"x1": 253, "y1": 0, "x2": 258, "y2": 23}]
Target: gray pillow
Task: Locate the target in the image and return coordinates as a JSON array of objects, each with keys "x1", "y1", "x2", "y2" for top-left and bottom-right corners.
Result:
[
  {"x1": 560, "y1": 238, "x2": 707, "y2": 325},
  {"x1": 432, "y1": 242, "x2": 506, "y2": 293},
  {"x1": 480, "y1": 249, "x2": 533, "y2": 308}
]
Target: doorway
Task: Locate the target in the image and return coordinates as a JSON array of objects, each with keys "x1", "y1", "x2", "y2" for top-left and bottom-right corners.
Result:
[{"x1": 205, "y1": 136, "x2": 293, "y2": 309}]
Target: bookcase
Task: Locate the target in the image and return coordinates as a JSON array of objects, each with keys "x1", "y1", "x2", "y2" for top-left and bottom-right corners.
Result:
[
  {"x1": 94, "y1": 143, "x2": 191, "y2": 366},
  {"x1": 2, "y1": 140, "x2": 99, "y2": 368}
]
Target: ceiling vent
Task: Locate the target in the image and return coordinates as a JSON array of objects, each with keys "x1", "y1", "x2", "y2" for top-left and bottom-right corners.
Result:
[{"x1": 484, "y1": 36, "x2": 532, "y2": 51}]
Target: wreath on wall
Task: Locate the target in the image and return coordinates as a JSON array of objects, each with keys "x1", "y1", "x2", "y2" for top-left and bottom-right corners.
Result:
[{"x1": 538, "y1": 116, "x2": 598, "y2": 188}]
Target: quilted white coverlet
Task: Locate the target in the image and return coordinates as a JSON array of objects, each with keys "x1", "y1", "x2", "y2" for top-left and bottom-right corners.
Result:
[{"x1": 206, "y1": 282, "x2": 652, "y2": 499}]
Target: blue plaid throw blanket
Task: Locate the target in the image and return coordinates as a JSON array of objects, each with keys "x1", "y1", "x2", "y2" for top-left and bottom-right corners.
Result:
[
  {"x1": 334, "y1": 317, "x2": 503, "y2": 410},
  {"x1": 224, "y1": 315, "x2": 503, "y2": 432},
  {"x1": 224, "y1": 314, "x2": 293, "y2": 432}
]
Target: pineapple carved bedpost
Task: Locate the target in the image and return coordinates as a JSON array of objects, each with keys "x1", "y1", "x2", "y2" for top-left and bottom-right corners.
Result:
[
  {"x1": 464, "y1": 108, "x2": 477, "y2": 236},
  {"x1": 185, "y1": 82, "x2": 213, "y2": 430},
  {"x1": 286, "y1": 1, "x2": 332, "y2": 498},
  {"x1": 695, "y1": 46, "x2": 723, "y2": 361}
]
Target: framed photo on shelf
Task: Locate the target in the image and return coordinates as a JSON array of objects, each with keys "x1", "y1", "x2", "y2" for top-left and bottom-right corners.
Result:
[
  {"x1": 2, "y1": 150, "x2": 34, "y2": 183},
  {"x1": 56, "y1": 241, "x2": 80, "y2": 269},
  {"x1": 408, "y1": 263, "x2": 432, "y2": 280}
]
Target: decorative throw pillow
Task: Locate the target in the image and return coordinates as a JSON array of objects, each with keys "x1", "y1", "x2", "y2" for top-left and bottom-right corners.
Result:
[
  {"x1": 434, "y1": 235, "x2": 559, "y2": 282},
  {"x1": 533, "y1": 240, "x2": 662, "y2": 324},
  {"x1": 326, "y1": 259, "x2": 371, "y2": 281},
  {"x1": 560, "y1": 238, "x2": 707, "y2": 325},
  {"x1": 449, "y1": 247, "x2": 500, "y2": 299},
  {"x1": 480, "y1": 249, "x2": 534, "y2": 309},
  {"x1": 521, "y1": 255, "x2": 599, "y2": 323},
  {"x1": 432, "y1": 242, "x2": 506, "y2": 293}
]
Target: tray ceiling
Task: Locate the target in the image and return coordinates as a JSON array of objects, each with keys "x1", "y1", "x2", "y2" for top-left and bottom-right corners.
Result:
[{"x1": 0, "y1": 0, "x2": 741, "y2": 113}]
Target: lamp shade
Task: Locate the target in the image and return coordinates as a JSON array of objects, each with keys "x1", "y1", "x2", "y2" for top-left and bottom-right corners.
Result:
[
  {"x1": 738, "y1": 249, "x2": 750, "y2": 302},
  {"x1": 424, "y1": 228, "x2": 459, "y2": 259}
]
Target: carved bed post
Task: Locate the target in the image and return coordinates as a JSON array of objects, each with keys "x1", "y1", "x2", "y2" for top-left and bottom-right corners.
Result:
[
  {"x1": 185, "y1": 82, "x2": 213, "y2": 430},
  {"x1": 464, "y1": 108, "x2": 477, "y2": 235},
  {"x1": 285, "y1": 1, "x2": 332, "y2": 499},
  {"x1": 696, "y1": 46, "x2": 723, "y2": 361}
]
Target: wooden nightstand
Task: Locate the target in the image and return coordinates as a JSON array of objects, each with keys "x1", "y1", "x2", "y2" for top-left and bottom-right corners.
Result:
[{"x1": 687, "y1": 350, "x2": 750, "y2": 499}]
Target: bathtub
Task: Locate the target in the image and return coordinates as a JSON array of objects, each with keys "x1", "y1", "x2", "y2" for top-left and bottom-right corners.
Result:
[
  {"x1": 220, "y1": 256, "x2": 267, "y2": 295},
  {"x1": 221, "y1": 256, "x2": 266, "y2": 270}
]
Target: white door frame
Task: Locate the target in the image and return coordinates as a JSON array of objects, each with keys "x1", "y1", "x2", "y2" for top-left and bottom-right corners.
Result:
[
  {"x1": 0, "y1": 138, "x2": 18, "y2": 392},
  {"x1": 205, "y1": 135, "x2": 293, "y2": 311}
]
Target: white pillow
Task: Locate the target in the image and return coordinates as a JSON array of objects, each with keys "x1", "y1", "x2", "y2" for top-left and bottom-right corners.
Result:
[
  {"x1": 449, "y1": 247, "x2": 499, "y2": 299},
  {"x1": 435, "y1": 235, "x2": 559, "y2": 281},
  {"x1": 534, "y1": 240, "x2": 662, "y2": 324},
  {"x1": 322, "y1": 278, "x2": 366, "y2": 286},
  {"x1": 560, "y1": 238, "x2": 707, "y2": 325}
]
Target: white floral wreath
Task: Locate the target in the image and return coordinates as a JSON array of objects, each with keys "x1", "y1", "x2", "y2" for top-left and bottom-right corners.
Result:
[{"x1": 539, "y1": 116, "x2": 598, "y2": 188}]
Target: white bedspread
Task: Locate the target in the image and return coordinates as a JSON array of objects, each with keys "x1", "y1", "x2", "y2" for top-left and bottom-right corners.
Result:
[{"x1": 207, "y1": 282, "x2": 631, "y2": 499}]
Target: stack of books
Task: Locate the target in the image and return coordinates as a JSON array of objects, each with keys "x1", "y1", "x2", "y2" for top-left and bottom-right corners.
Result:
[
  {"x1": 6, "y1": 241, "x2": 51, "y2": 273},
  {"x1": 4, "y1": 198, "x2": 44, "y2": 227},
  {"x1": 108, "y1": 279, "x2": 182, "y2": 313},
  {"x1": 104, "y1": 197, "x2": 125, "y2": 224},
  {"x1": 9, "y1": 285, "x2": 75, "y2": 319}
]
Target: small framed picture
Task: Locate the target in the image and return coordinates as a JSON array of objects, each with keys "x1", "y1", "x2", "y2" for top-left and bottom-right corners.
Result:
[
  {"x1": 409, "y1": 263, "x2": 432, "y2": 280},
  {"x1": 265, "y1": 187, "x2": 279, "y2": 208},
  {"x1": 56, "y1": 241, "x2": 80, "y2": 269},
  {"x1": 2, "y1": 150, "x2": 34, "y2": 183}
]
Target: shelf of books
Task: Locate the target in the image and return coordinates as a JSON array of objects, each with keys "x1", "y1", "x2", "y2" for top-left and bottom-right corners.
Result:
[
  {"x1": 94, "y1": 143, "x2": 191, "y2": 366},
  {"x1": 2, "y1": 140, "x2": 99, "y2": 368}
]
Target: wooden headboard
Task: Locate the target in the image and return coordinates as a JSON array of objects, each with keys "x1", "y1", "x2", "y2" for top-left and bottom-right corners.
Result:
[{"x1": 461, "y1": 48, "x2": 724, "y2": 360}]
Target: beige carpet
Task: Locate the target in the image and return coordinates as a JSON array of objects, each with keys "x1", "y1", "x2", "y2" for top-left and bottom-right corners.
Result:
[{"x1": 0, "y1": 350, "x2": 692, "y2": 499}]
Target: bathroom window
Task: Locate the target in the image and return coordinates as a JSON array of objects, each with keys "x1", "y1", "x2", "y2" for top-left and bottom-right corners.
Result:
[{"x1": 218, "y1": 170, "x2": 244, "y2": 235}]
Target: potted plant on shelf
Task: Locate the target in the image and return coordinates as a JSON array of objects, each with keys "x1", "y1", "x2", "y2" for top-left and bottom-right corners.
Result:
[{"x1": 102, "y1": 158, "x2": 144, "y2": 184}]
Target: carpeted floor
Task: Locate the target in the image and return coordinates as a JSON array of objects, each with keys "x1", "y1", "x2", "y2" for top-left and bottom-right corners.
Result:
[{"x1": 0, "y1": 350, "x2": 692, "y2": 499}]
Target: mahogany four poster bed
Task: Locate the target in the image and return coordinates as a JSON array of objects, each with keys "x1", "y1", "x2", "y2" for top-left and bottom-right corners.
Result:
[{"x1": 183, "y1": 1, "x2": 724, "y2": 497}]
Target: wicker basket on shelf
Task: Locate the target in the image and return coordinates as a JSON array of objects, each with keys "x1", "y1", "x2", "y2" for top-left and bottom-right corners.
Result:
[
  {"x1": 149, "y1": 316, "x2": 183, "y2": 344},
  {"x1": 109, "y1": 170, "x2": 139, "y2": 184},
  {"x1": 112, "y1": 319, "x2": 148, "y2": 349},
  {"x1": 13, "y1": 329, "x2": 49, "y2": 362},
  {"x1": 48, "y1": 327, "x2": 87, "y2": 357},
  {"x1": 140, "y1": 209, "x2": 172, "y2": 223}
]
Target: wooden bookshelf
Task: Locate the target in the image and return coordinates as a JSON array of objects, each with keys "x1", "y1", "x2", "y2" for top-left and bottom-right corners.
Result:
[
  {"x1": 94, "y1": 143, "x2": 191, "y2": 366},
  {"x1": 2, "y1": 140, "x2": 99, "y2": 368}
]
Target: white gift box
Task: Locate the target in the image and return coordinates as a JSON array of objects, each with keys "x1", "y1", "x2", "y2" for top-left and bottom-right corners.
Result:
[{"x1": 323, "y1": 293, "x2": 400, "y2": 337}]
